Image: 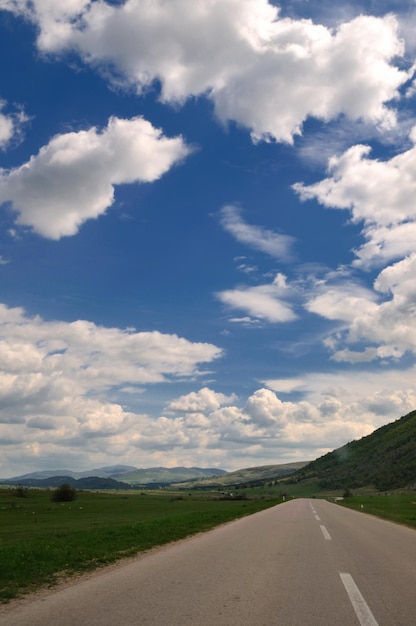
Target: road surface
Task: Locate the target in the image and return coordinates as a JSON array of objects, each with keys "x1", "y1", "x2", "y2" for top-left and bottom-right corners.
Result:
[{"x1": 1, "y1": 498, "x2": 416, "y2": 625}]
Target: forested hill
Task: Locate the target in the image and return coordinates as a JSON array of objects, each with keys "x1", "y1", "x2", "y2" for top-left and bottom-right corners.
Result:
[{"x1": 292, "y1": 410, "x2": 416, "y2": 491}]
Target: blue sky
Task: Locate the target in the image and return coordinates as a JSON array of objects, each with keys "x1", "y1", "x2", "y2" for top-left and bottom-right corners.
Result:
[{"x1": 1, "y1": 0, "x2": 416, "y2": 476}]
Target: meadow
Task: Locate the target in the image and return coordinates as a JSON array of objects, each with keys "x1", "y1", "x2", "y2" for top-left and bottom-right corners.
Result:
[
  {"x1": 336, "y1": 493, "x2": 416, "y2": 528},
  {"x1": 0, "y1": 487, "x2": 279, "y2": 602}
]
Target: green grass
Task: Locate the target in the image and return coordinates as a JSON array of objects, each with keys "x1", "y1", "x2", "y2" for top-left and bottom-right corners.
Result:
[
  {"x1": 0, "y1": 488, "x2": 280, "y2": 602},
  {"x1": 337, "y1": 494, "x2": 416, "y2": 528}
]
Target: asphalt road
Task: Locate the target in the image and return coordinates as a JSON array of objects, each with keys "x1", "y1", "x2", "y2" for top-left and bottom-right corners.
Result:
[{"x1": 2, "y1": 498, "x2": 416, "y2": 625}]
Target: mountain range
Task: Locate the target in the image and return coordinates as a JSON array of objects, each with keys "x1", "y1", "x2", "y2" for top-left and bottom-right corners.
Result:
[
  {"x1": 0, "y1": 465, "x2": 227, "y2": 488},
  {"x1": 2, "y1": 409, "x2": 415, "y2": 491}
]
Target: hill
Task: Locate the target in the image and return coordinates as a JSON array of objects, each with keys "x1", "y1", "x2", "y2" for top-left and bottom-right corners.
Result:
[
  {"x1": 291, "y1": 410, "x2": 416, "y2": 491},
  {"x1": 176, "y1": 462, "x2": 308, "y2": 489}
]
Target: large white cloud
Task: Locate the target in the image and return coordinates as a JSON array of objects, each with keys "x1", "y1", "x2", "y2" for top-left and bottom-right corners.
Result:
[
  {"x1": 0, "y1": 303, "x2": 225, "y2": 475},
  {"x1": 0, "y1": 304, "x2": 222, "y2": 397},
  {"x1": 0, "y1": 116, "x2": 190, "y2": 238},
  {"x1": 1, "y1": 303, "x2": 414, "y2": 475},
  {"x1": 2, "y1": 0, "x2": 410, "y2": 142}
]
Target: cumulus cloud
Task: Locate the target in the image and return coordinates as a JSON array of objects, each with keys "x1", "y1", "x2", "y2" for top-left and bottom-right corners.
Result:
[
  {"x1": 166, "y1": 387, "x2": 237, "y2": 413},
  {"x1": 263, "y1": 367, "x2": 416, "y2": 425},
  {"x1": 304, "y1": 260, "x2": 416, "y2": 362},
  {"x1": 2, "y1": 1, "x2": 410, "y2": 143},
  {"x1": 294, "y1": 127, "x2": 416, "y2": 268},
  {"x1": 291, "y1": 125, "x2": 416, "y2": 363},
  {"x1": 219, "y1": 205, "x2": 295, "y2": 260},
  {"x1": 0, "y1": 303, "x2": 226, "y2": 475},
  {"x1": 157, "y1": 378, "x2": 416, "y2": 466},
  {"x1": 217, "y1": 273, "x2": 297, "y2": 323},
  {"x1": 1, "y1": 311, "x2": 415, "y2": 474},
  {"x1": 0, "y1": 116, "x2": 190, "y2": 238},
  {"x1": 0, "y1": 304, "x2": 222, "y2": 393}
]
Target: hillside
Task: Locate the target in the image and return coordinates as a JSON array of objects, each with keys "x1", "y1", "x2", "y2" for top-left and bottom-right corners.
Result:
[
  {"x1": 291, "y1": 410, "x2": 416, "y2": 491},
  {"x1": 176, "y1": 462, "x2": 308, "y2": 489},
  {"x1": 119, "y1": 466, "x2": 226, "y2": 485}
]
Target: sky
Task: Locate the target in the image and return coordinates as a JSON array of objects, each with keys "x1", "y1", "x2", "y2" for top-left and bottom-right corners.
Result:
[{"x1": 1, "y1": 0, "x2": 416, "y2": 477}]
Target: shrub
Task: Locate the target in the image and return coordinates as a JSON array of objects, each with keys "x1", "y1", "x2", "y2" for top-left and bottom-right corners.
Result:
[
  {"x1": 14, "y1": 486, "x2": 28, "y2": 498},
  {"x1": 51, "y1": 483, "x2": 77, "y2": 502}
]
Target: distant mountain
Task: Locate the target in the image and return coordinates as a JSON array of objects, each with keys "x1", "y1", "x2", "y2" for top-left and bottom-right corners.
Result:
[
  {"x1": 119, "y1": 466, "x2": 226, "y2": 485},
  {"x1": 0, "y1": 465, "x2": 226, "y2": 487},
  {"x1": 3, "y1": 465, "x2": 138, "y2": 481},
  {"x1": 291, "y1": 410, "x2": 416, "y2": 491},
  {"x1": 2, "y1": 475, "x2": 132, "y2": 490}
]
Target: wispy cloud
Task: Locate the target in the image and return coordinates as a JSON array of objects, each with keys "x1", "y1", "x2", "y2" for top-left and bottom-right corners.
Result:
[
  {"x1": 217, "y1": 273, "x2": 297, "y2": 323},
  {"x1": 220, "y1": 205, "x2": 295, "y2": 261}
]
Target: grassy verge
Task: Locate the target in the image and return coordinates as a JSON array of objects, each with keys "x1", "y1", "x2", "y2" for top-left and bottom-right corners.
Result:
[
  {"x1": 336, "y1": 494, "x2": 416, "y2": 528},
  {"x1": 0, "y1": 488, "x2": 279, "y2": 602}
]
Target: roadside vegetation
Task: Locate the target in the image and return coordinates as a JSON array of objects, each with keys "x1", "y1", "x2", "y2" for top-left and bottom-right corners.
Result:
[
  {"x1": 0, "y1": 487, "x2": 280, "y2": 603},
  {"x1": 335, "y1": 493, "x2": 416, "y2": 528}
]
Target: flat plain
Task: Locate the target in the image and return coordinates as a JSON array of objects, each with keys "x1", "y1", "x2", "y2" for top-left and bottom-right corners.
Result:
[{"x1": 0, "y1": 487, "x2": 279, "y2": 602}]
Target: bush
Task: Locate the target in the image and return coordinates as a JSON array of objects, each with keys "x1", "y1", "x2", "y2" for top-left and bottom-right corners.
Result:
[{"x1": 51, "y1": 483, "x2": 77, "y2": 502}]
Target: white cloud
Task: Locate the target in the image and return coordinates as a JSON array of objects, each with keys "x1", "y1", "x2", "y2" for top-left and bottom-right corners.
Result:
[
  {"x1": 294, "y1": 128, "x2": 416, "y2": 268},
  {"x1": 0, "y1": 99, "x2": 28, "y2": 149},
  {"x1": 0, "y1": 310, "x2": 414, "y2": 474},
  {"x1": 166, "y1": 387, "x2": 237, "y2": 413},
  {"x1": 3, "y1": 1, "x2": 410, "y2": 143},
  {"x1": 305, "y1": 281, "x2": 378, "y2": 323},
  {"x1": 0, "y1": 116, "x2": 190, "y2": 238},
  {"x1": 304, "y1": 260, "x2": 416, "y2": 362},
  {"x1": 0, "y1": 303, "x2": 227, "y2": 475},
  {"x1": 292, "y1": 126, "x2": 416, "y2": 363},
  {"x1": 0, "y1": 303, "x2": 222, "y2": 412},
  {"x1": 217, "y1": 273, "x2": 297, "y2": 323},
  {"x1": 220, "y1": 205, "x2": 295, "y2": 260},
  {"x1": 263, "y1": 367, "x2": 416, "y2": 425}
]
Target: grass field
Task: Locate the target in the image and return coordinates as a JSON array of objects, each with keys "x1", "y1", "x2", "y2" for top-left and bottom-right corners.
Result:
[
  {"x1": 336, "y1": 494, "x2": 416, "y2": 528},
  {"x1": 0, "y1": 487, "x2": 280, "y2": 602}
]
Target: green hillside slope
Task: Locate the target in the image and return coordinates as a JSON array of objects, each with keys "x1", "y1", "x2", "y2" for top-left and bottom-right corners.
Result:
[{"x1": 292, "y1": 410, "x2": 416, "y2": 491}]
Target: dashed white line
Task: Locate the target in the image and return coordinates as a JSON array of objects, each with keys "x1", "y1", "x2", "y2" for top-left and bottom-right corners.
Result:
[
  {"x1": 314, "y1": 514, "x2": 321, "y2": 521},
  {"x1": 340, "y1": 573, "x2": 379, "y2": 626},
  {"x1": 320, "y1": 525, "x2": 332, "y2": 540}
]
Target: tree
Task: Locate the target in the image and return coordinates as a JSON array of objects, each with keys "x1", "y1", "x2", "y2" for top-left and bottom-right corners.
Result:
[
  {"x1": 343, "y1": 487, "x2": 353, "y2": 498},
  {"x1": 51, "y1": 483, "x2": 77, "y2": 502}
]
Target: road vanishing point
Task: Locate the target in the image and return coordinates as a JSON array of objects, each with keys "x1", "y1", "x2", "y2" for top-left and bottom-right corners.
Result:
[{"x1": 1, "y1": 498, "x2": 416, "y2": 625}]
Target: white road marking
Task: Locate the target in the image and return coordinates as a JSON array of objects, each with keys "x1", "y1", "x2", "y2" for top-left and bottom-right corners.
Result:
[
  {"x1": 314, "y1": 514, "x2": 321, "y2": 521},
  {"x1": 340, "y1": 573, "x2": 379, "y2": 626},
  {"x1": 320, "y1": 525, "x2": 332, "y2": 540}
]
